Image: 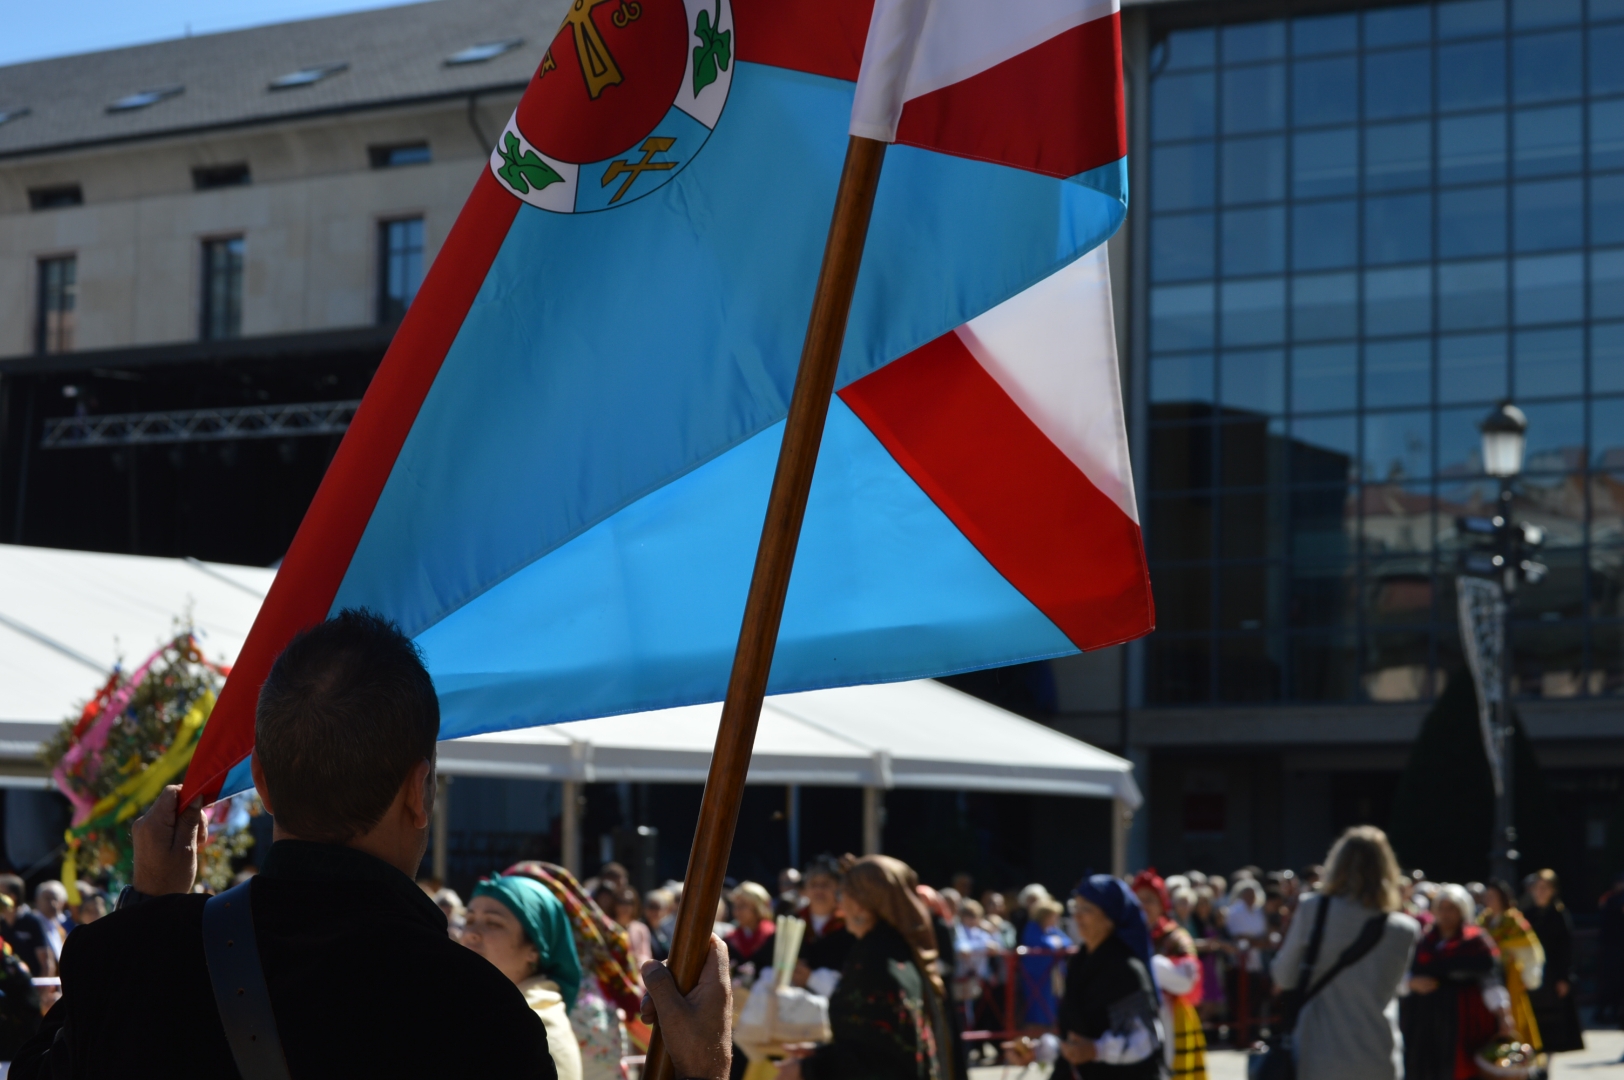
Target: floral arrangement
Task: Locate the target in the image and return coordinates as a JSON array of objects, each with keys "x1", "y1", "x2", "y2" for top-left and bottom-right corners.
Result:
[
  {"x1": 1476, "y1": 1039, "x2": 1536, "y2": 1079},
  {"x1": 42, "y1": 631, "x2": 256, "y2": 901}
]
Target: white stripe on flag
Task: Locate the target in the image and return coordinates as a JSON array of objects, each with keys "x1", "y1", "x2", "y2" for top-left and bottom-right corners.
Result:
[{"x1": 954, "y1": 246, "x2": 1139, "y2": 525}]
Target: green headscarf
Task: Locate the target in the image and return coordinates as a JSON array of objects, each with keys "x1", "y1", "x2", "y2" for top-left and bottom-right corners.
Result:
[{"x1": 473, "y1": 874, "x2": 583, "y2": 1008}]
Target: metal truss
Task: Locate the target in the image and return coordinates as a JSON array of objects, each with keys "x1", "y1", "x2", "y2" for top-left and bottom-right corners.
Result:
[{"x1": 41, "y1": 399, "x2": 362, "y2": 448}]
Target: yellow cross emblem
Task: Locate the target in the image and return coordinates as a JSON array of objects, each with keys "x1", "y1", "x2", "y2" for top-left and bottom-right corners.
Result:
[{"x1": 549, "y1": 0, "x2": 642, "y2": 100}]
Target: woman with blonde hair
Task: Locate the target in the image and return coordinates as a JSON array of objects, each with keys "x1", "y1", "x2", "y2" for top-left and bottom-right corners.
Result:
[
  {"x1": 779, "y1": 855, "x2": 953, "y2": 1080},
  {"x1": 1021, "y1": 896, "x2": 1073, "y2": 1032},
  {"x1": 1270, "y1": 826, "x2": 1420, "y2": 1080}
]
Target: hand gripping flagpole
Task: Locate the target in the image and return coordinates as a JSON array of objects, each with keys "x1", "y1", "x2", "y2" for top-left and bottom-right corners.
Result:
[{"x1": 643, "y1": 135, "x2": 887, "y2": 1080}]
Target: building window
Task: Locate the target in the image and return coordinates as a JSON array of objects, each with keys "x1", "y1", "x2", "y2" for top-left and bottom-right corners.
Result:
[
  {"x1": 1142, "y1": 0, "x2": 1621, "y2": 707},
  {"x1": 28, "y1": 185, "x2": 82, "y2": 210},
  {"x1": 35, "y1": 256, "x2": 76, "y2": 354},
  {"x1": 370, "y1": 143, "x2": 431, "y2": 168},
  {"x1": 192, "y1": 163, "x2": 250, "y2": 190},
  {"x1": 378, "y1": 217, "x2": 425, "y2": 323},
  {"x1": 200, "y1": 237, "x2": 244, "y2": 340}
]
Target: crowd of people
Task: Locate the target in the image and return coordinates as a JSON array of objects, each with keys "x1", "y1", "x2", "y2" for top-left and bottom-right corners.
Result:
[
  {"x1": 0, "y1": 821, "x2": 1611, "y2": 1080},
  {"x1": 397, "y1": 822, "x2": 1607, "y2": 1080},
  {"x1": 6, "y1": 613, "x2": 1618, "y2": 1080}
]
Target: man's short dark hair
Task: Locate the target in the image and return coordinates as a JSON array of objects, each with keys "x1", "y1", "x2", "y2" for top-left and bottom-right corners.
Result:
[{"x1": 255, "y1": 609, "x2": 439, "y2": 844}]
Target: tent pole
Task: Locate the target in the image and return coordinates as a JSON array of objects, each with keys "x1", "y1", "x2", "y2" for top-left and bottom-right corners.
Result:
[
  {"x1": 787, "y1": 784, "x2": 801, "y2": 870},
  {"x1": 431, "y1": 773, "x2": 450, "y2": 883},
  {"x1": 862, "y1": 786, "x2": 883, "y2": 856},
  {"x1": 562, "y1": 779, "x2": 581, "y2": 877},
  {"x1": 643, "y1": 135, "x2": 887, "y2": 1080},
  {"x1": 1111, "y1": 797, "x2": 1130, "y2": 879}
]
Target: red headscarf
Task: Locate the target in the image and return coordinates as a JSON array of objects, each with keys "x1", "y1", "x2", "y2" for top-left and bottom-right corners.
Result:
[{"x1": 1131, "y1": 868, "x2": 1172, "y2": 916}]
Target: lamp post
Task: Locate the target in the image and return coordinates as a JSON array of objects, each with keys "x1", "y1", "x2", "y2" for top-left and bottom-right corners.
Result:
[{"x1": 1479, "y1": 401, "x2": 1527, "y2": 885}]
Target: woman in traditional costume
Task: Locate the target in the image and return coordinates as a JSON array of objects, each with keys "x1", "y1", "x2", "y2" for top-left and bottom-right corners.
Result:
[
  {"x1": 779, "y1": 855, "x2": 954, "y2": 1080},
  {"x1": 1132, "y1": 869, "x2": 1205, "y2": 1080},
  {"x1": 1401, "y1": 885, "x2": 1517, "y2": 1080},
  {"x1": 463, "y1": 873, "x2": 586, "y2": 1080},
  {"x1": 505, "y1": 861, "x2": 646, "y2": 1080},
  {"x1": 1524, "y1": 870, "x2": 1584, "y2": 1054},
  {"x1": 1479, "y1": 880, "x2": 1544, "y2": 1058},
  {"x1": 1042, "y1": 875, "x2": 1162, "y2": 1080}
]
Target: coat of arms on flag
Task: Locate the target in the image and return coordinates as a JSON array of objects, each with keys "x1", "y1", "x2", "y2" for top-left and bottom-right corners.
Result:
[{"x1": 492, "y1": 0, "x2": 734, "y2": 212}]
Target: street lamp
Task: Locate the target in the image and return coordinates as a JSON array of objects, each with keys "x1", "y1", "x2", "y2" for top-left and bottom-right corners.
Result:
[
  {"x1": 1479, "y1": 401, "x2": 1527, "y2": 884},
  {"x1": 1480, "y1": 401, "x2": 1528, "y2": 479}
]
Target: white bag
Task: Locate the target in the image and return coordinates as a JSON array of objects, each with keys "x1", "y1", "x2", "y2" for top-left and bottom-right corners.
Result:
[{"x1": 735, "y1": 972, "x2": 832, "y2": 1049}]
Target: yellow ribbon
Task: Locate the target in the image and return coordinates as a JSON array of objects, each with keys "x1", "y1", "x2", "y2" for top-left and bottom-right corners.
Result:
[{"x1": 61, "y1": 690, "x2": 214, "y2": 907}]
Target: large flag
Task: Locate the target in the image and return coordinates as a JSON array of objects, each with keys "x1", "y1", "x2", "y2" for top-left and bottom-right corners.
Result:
[{"x1": 182, "y1": 0, "x2": 1148, "y2": 804}]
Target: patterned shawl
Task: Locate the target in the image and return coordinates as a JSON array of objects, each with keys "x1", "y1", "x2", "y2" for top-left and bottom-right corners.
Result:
[{"x1": 505, "y1": 860, "x2": 644, "y2": 1014}]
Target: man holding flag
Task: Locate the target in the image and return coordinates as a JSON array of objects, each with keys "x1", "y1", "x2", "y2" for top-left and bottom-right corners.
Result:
[{"x1": 24, "y1": 0, "x2": 1144, "y2": 1075}]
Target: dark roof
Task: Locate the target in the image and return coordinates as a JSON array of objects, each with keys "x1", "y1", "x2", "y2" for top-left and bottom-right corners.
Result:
[{"x1": 0, "y1": 0, "x2": 568, "y2": 160}]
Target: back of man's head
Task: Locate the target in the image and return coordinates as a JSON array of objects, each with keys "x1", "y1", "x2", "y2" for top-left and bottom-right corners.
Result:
[
  {"x1": 255, "y1": 609, "x2": 439, "y2": 845},
  {"x1": 0, "y1": 874, "x2": 23, "y2": 907}
]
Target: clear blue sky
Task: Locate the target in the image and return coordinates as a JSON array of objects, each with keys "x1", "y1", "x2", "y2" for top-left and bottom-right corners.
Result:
[{"x1": 1, "y1": 0, "x2": 421, "y2": 67}]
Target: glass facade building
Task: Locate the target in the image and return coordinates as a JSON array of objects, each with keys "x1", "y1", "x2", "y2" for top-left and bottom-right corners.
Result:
[{"x1": 1143, "y1": 0, "x2": 1624, "y2": 707}]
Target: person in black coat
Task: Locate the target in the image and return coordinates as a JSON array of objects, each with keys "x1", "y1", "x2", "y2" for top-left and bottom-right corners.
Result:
[
  {"x1": 782, "y1": 855, "x2": 954, "y2": 1080},
  {"x1": 1599, "y1": 874, "x2": 1624, "y2": 1025},
  {"x1": 9, "y1": 611, "x2": 732, "y2": 1080},
  {"x1": 1050, "y1": 875, "x2": 1162, "y2": 1080},
  {"x1": 1524, "y1": 870, "x2": 1584, "y2": 1053}
]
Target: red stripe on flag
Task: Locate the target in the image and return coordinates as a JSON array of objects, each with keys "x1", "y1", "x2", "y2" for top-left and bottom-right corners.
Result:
[
  {"x1": 839, "y1": 330, "x2": 1154, "y2": 651},
  {"x1": 179, "y1": 170, "x2": 522, "y2": 805},
  {"x1": 894, "y1": 13, "x2": 1126, "y2": 180},
  {"x1": 733, "y1": 0, "x2": 875, "y2": 82}
]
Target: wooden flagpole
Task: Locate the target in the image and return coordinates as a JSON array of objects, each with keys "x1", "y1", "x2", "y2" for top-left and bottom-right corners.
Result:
[{"x1": 642, "y1": 134, "x2": 887, "y2": 1080}]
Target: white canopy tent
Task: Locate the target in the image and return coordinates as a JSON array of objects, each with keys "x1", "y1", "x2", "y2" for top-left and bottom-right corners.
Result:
[
  {"x1": 0, "y1": 544, "x2": 274, "y2": 785},
  {"x1": 0, "y1": 544, "x2": 1140, "y2": 873},
  {"x1": 438, "y1": 678, "x2": 1141, "y2": 875}
]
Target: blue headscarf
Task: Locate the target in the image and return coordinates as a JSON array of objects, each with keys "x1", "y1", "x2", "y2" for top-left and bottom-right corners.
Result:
[
  {"x1": 473, "y1": 874, "x2": 583, "y2": 1008},
  {"x1": 1075, "y1": 874, "x2": 1160, "y2": 1001}
]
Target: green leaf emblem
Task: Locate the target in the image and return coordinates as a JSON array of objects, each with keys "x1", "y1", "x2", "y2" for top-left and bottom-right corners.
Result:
[
  {"x1": 692, "y1": 2, "x2": 731, "y2": 96},
  {"x1": 497, "y1": 130, "x2": 563, "y2": 195}
]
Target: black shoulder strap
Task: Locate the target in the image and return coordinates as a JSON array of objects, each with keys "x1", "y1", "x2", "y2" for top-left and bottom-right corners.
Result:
[
  {"x1": 202, "y1": 880, "x2": 293, "y2": 1080},
  {"x1": 1298, "y1": 893, "x2": 1333, "y2": 987},
  {"x1": 1300, "y1": 912, "x2": 1389, "y2": 1008}
]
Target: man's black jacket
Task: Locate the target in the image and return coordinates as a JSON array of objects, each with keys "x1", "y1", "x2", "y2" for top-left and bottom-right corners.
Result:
[{"x1": 11, "y1": 840, "x2": 558, "y2": 1079}]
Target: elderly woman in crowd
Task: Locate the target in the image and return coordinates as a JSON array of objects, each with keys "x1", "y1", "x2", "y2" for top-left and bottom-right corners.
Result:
[
  {"x1": 1401, "y1": 884, "x2": 1518, "y2": 1080},
  {"x1": 1045, "y1": 875, "x2": 1162, "y2": 1080},
  {"x1": 1524, "y1": 869, "x2": 1584, "y2": 1054},
  {"x1": 1269, "y1": 826, "x2": 1419, "y2": 1080},
  {"x1": 1187, "y1": 885, "x2": 1227, "y2": 1026},
  {"x1": 462, "y1": 873, "x2": 585, "y2": 1080},
  {"x1": 794, "y1": 856, "x2": 855, "y2": 992},
  {"x1": 727, "y1": 882, "x2": 777, "y2": 967},
  {"x1": 1479, "y1": 879, "x2": 1544, "y2": 1058},
  {"x1": 779, "y1": 855, "x2": 954, "y2": 1080},
  {"x1": 505, "y1": 862, "x2": 646, "y2": 1080},
  {"x1": 1133, "y1": 870, "x2": 1205, "y2": 1080},
  {"x1": 1022, "y1": 896, "x2": 1073, "y2": 1031}
]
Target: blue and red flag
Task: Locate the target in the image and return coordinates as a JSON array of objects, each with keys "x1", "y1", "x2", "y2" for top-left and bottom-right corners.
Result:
[{"x1": 182, "y1": 0, "x2": 1150, "y2": 804}]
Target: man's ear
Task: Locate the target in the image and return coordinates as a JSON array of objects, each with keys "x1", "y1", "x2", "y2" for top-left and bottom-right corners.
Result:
[
  {"x1": 249, "y1": 753, "x2": 275, "y2": 816},
  {"x1": 402, "y1": 759, "x2": 433, "y2": 830}
]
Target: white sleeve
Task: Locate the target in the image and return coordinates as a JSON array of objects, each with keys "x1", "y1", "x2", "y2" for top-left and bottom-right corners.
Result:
[
  {"x1": 806, "y1": 967, "x2": 841, "y2": 998},
  {"x1": 1094, "y1": 1018, "x2": 1158, "y2": 1065},
  {"x1": 1512, "y1": 944, "x2": 1544, "y2": 991},
  {"x1": 1483, "y1": 984, "x2": 1511, "y2": 1013},
  {"x1": 1152, "y1": 954, "x2": 1199, "y2": 996},
  {"x1": 1033, "y1": 1033, "x2": 1060, "y2": 1065}
]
